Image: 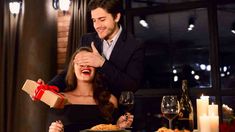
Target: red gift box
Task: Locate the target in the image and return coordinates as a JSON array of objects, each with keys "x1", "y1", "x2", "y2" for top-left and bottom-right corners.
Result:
[{"x1": 22, "y1": 79, "x2": 68, "y2": 108}]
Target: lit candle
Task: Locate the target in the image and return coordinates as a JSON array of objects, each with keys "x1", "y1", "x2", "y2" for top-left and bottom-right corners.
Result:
[
  {"x1": 208, "y1": 102, "x2": 218, "y2": 116},
  {"x1": 209, "y1": 113, "x2": 219, "y2": 132},
  {"x1": 196, "y1": 94, "x2": 209, "y2": 131},
  {"x1": 200, "y1": 115, "x2": 211, "y2": 132}
]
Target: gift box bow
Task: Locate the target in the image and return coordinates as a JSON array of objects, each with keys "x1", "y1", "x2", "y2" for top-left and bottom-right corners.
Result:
[{"x1": 33, "y1": 83, "x2": 60, "y2": 101}]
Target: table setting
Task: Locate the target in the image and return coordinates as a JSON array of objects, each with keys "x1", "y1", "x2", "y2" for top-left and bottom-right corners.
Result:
[{"x1": 155, "y1": 94, "x2": 221, "y2": 132}]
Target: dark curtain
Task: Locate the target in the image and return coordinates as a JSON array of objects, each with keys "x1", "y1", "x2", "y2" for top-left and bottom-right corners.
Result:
[
  {"x1": 0, "y1": 0, "x2": 90, "y2": 131},
  {"x1": 12, "y1": 0, "x2": 57, "y2": 131},
  {"x1": 0, "y1": 0, "x2": 57, "y2": 132},
  {"x1": 66, "y1": 0, "x2": 88, "y2": 64},
  {"x1": 0, "y1": 0, "x2": 2, "y2": 57},
  {"x1": 0, "y1": 0, "x2": 21, "y2": 131}
]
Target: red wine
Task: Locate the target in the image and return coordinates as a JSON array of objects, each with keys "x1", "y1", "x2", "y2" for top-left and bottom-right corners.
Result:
[
  {"x1": 120, "y1": 103, "x2": 134, "y2": 112},
  {"x1": 163, "y1": 113, "x2": 178, "y2": 120}
]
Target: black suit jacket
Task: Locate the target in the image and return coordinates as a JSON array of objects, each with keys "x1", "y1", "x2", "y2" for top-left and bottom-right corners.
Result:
[{"x1": 49, "y1": 30, "x2": 144, "y2": 96}]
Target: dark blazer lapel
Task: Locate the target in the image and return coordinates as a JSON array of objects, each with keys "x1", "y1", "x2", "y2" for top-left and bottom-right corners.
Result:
[
  {"x1": 93, "y1": 34, "x2": 103, "y2": 54},
  {"x1": 109, "y1": 31, "x2": 126, "y2": 63}
]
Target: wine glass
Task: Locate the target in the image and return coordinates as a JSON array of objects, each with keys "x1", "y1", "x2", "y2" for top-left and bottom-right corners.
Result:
[
  {"x1": 119, "y1": 91, "x2": 134, "y2": 113},
  {"x1": 119, "y1": 91, "x2": 134, "y2": 129},
  {"x1": 161, "y1": 95, "x2": 180, "y2": 129}
]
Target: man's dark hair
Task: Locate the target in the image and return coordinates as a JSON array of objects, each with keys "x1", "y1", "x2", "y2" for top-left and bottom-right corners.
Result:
[{"x1": 88, "y1": 0, "x2": 123, "y2": 18}]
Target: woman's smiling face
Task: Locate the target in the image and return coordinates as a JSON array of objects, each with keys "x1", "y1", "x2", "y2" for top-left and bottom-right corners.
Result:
[{"x1": 74, "y1": 51, "x2": 95, "y2": 82}]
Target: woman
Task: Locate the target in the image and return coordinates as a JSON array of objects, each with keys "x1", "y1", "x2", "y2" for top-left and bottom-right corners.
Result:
[{"x1": 47, "y1": 47, "x2": 133, "y2": 132}]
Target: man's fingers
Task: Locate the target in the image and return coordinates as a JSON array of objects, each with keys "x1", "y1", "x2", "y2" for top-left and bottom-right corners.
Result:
[{"x1": 91, "y1": 42, "x2": 99, "y2": 53}]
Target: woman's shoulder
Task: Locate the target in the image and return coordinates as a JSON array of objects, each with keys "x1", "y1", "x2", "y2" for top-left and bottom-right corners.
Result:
[{"x1": 109, "y1": 94, "x2": 118, "y2": 108}]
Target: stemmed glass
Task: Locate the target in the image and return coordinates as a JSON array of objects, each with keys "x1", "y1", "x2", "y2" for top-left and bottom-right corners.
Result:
[
  {"x1": 119, "y1": 91, "x2": 134, "y2": 114},
  {"x1": 119, "y1": 91, "x2": 134, "y2": 129},
  {"x1": 161, "y1": 95, "x2": 180, "y2": 129}
]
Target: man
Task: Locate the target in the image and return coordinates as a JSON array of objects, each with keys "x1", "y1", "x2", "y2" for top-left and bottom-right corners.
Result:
[{"x1": 48, "y1": 0, "x2": 144, "y2": 97}]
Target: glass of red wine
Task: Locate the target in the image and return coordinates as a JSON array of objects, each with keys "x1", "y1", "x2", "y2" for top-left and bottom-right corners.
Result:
[
  {"x1": 119, "y1": 91, "x2": 134, "y2": 129},
  {"x1": 119, "y1": 91, "x2": 134, "y2": 113},
  {"x1": 161, "y1": 95, "x2": 180, "y2": 129}
]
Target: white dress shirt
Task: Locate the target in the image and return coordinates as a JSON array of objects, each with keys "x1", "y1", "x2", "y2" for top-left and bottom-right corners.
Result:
[{"x1": 102, "y1": 26, "x2": 122, "y2": 60}]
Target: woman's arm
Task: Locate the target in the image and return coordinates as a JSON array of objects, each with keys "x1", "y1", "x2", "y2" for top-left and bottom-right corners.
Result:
[{"x1": 109, "y1": 94, "x2": 118, "y2": 108}]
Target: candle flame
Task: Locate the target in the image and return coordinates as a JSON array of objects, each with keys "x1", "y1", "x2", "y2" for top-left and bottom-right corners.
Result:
[{"x1": 200, "y1": 94, "x2": 209, "y2": 100}]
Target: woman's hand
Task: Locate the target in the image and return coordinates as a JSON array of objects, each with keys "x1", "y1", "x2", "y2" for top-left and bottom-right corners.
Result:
[
  {"x1": 49, "y1": 120, "x2": 64, "y2": 132},
  {"x1": 37, "y1": 78, "x2": 45, "y2": 85},
  {"x1": 30, "y1": 78, "x2": 45, "y2": 101},
  {"x1": 116, "y1": 112, "x2": 134, "y2": 129}
]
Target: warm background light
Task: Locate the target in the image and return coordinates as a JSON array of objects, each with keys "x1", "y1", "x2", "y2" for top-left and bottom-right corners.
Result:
[
  {"x1": 9, "y1": 2, "x2": 21, "y2": 15},
  {"x1": 59, "y1": 0, "x2": 70, "y2": 11}
]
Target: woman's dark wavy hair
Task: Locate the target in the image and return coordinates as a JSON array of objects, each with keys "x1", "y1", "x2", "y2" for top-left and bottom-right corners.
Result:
[
  {"x1": 65, "y1": 47, "x2": 115, "y2": 122},
  {"x1": 88, "y1": 0, "x2": 123, "y2": 19}
]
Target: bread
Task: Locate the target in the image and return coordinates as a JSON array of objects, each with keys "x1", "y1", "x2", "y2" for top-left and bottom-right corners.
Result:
[{"x1": 90, "y1": 124, "x2": 120, "y2": 131}]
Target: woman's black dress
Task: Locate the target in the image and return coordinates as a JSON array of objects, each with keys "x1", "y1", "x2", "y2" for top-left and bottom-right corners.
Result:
[{"x1": 47, "y1": 105, "x2": 119, "y2": 132}]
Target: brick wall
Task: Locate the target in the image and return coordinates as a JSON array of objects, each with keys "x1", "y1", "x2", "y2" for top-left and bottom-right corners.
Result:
[{"x1": 57, "y1": 10, "x2": 71, "y2": 73}]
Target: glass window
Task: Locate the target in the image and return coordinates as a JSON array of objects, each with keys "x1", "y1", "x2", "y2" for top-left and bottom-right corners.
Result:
[
  {"x1": 134, "y1": 8, "x2": 211, "y2": 89},
  {"x1": 131, "y1": 0, "x2": 205, "y2": 8},
  {"x1": 217, "y1": 4, "x2": 235, "y2": 89}
]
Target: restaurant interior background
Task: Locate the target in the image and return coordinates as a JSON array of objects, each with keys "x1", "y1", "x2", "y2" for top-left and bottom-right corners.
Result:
[{"x1": 1, "y1": 0, "x2": 235, "y2": 131}]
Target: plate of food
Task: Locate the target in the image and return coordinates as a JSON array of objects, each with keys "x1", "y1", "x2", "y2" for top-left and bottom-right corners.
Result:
[
  {"x1": 81, "y1": 124, "x2": 129, "y2": 132},
  {"x1": 85, "y1": 130, "x2": 126, "y2": 132},
  {"x1": 156, "y1": 127, "x2": 190, "y2": 132}
]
